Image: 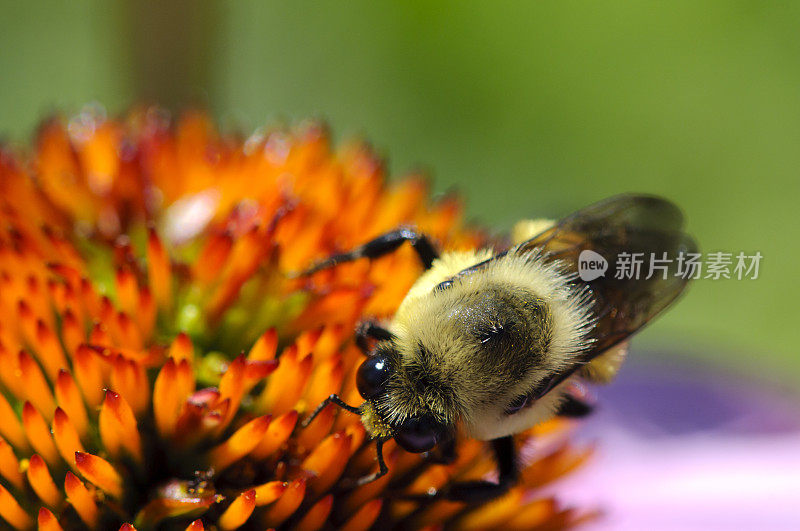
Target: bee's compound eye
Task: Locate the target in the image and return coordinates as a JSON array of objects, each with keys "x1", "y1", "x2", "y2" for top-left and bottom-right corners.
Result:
[
  {"x1": 356, "y1": 355, "x2": 392, "y2": 399},
  {"x1": 394, "y1": 416, "x2": 440, "y2": 453}
]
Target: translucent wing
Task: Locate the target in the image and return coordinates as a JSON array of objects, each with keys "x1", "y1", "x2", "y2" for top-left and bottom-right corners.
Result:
[
  {"x1": 452, "y1": 194, "x2": 697, "y2": 363},
  {"x1": 518, "y1": 194, "x2": 697, "y2": 360}
]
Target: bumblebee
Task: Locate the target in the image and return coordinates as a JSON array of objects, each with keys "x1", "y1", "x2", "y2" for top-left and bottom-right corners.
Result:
[{"x1": 302, "y1": 194, "x2": 696, "y2": 502}]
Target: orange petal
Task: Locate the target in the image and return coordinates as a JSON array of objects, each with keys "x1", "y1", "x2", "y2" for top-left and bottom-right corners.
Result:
[
  {"x1": 75, "y1": 451, "x2": 123, "y2": 498},
  {"x1": 110, "y1": 355, "x2": 149, "y2": 415},
  {"x1": 55, "y1": 370, "x2": 89, "y2": 440},
  {"x1": 73, "y1": 344, "x2": 105, "y2": 409},
  {"x1": 0, "y1": 344, "x2": 25, "y2": 402},
  {"x1": 251, "y1": 410, "x2": 297, "y2": 459},
  {"x1": 0, "y1": 437, "x2": 24, "y2": 490},
  {"x1": 33, "y1": 319, "x2": 69, "y2": 381},
  {"x1": 153, "y1": 358, "x2": 180, "y2": 437},
  {"x1": 167, "y1": 331, "x2": 194, "y2": 363},
  {"x1": 116, "y1": 312, "x2": 143, "y2": 350},
  {"x1": 137, "y1": 287, "x2": 156, "y2": 342},
  {"x1": 64, "y1": 471, "x2": 99, "y2": 528},
  {"x1": 27, "y1": 454, "x2": 63, "y2": 507},
  {"x1": 215, "y1": 355, "x2": 246, "y2": 432},
  {"x1": 297, "y1": 404, "x2": 336, "y2": 452},
  {"x1": 302, "y1": 356, "x2": 344, "y2": 412},
  {"x1": 192, "y1": 230, "x2": 233, "y2": 284},
  {"x1": 262, "y1": 478, "x2": 306, "y2": 528},
  {"x1": 147, "y1": 228, "x2": 172, "y2": 311},
  {"x1": 37, "y1": 507, "x2": 64, "y2": 531},
  {"x1": 208, "y1": 415, "x2": 271, "y2": 471},
  {"x1": 339, "y1": 498, "x2": 383, "y2": 531},
  {"x1": 22, "y1": 402, "x2": 59, "y2": 467},
  {"x1": 0, "y1": 393, "x2": 28, "y2": 452},
  {"x1": 53, "y1": 408, "x2": 85, "y2": 467},
  {"x1": 520, "y1": 443, "x2": 594, "y2": 488},
  {"x1": 247, "y1": 328, "x2": 277, "y2": 361},
  {"x1": 293, "y1": 494, "x2": 333, "y2": 531},
  {"x1": 185, "y1": 520, "x2": 204, "y2": 531},
  {"x1": 301, "y1": 432, "x2": 352, "y2": 495},
  {"x1": 218, "y1": 489, "x2": 256, "y2": 531},
  {"x1": 0, "y1": 483, "x2": 33, "y2": 530},
  {"x1": 61, "y1": 308, "x2": 85, "y2": 355},
  {"x1": 258, "y1": 346, "x2": 313, "y2": 415},
  {"x1": 412, "y1": 500, "x2": 466, "y2": 528},
  {"x1": 114, "y1": 267, "x2": 139, "y2": 317},
  {"x1": 253, "y1": 480, "x2": 287, "y2": 507},
  {"x1": 455, "y1": 488, "x2": 525, "y2": 530},
  {"x1": 504, "y1": 498, "x2": 559, "y2": 530},
  {"x1": 101, "y1": 390, "x2": 142, "y2": 461},
  {"x1": 19, "y1": 350, "x2": 56, "y2": 420}
]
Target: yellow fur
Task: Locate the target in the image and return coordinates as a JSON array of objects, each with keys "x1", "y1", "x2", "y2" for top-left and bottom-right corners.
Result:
[{"x1": 377, "y1": 246, "x2": 595, "y2": 441}]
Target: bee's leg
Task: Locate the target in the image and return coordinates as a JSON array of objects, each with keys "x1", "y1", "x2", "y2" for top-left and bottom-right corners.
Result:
[
  {"x1": 301, "y1": 228, "x2": 439, "y2": 275},
  {"x1": 355, "y1": 320, "x2": 395, "y2": 354},
  {"x1": 301, "y1": 394, "x2": 361, "y2": 428},
  {"x1": 403, "y1": 436, "x2": 517, "y2": 503},
  {"x1": 352, "y1": 438, "x2": 390, "y2": 486},
  {"x1": 555, "y1": 394, "x2": 594, "y2": 418}
]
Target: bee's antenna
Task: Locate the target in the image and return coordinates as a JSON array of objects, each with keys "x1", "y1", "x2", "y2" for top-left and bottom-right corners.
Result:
[
  {"x1": 302, "y1": 393, "x2": 361, "y2": 428},
  {"x1": 354, "y1": 437, "x2": 390, "y2": 486}
]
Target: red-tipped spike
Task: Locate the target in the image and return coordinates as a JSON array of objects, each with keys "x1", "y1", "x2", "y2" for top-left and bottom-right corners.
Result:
[
  {"x1": 22, "y1": 402, "x2": 59, "y2": 467},
  {"x1": 75, "y1": 451, "x2": 123, "y2": 498},
  {"x1": 218, "y1": 489, "x2": 256, "y2": 530},
  {"x1": 27, "y1": 454, "x2": 63, "y2": 507},
  {"x1": 64, "y1": 472, "x2": 99, "y2": 528}
]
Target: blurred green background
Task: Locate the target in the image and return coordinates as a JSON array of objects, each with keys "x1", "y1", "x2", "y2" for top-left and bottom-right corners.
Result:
[{"x1": 1, "y1": 2, "x2": 797, "y2": 385}]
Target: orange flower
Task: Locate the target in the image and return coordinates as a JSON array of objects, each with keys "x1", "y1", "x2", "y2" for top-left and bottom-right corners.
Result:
[{"x1": 0, "y1": 106, "x2": 595, "y2": 529}]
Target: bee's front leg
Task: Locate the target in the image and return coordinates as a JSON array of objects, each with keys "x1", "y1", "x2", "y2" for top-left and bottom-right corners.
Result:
[{"x1": 300, "y1": 227, "x2": 440, "y2": 275}]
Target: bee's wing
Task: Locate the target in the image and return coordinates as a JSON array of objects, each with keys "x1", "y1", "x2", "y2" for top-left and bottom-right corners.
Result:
[
  {"x1": 452, "y1": 194, "x2": 697, "y2": 362},
  {"x1": 515, "y1": 194, "x2": 698, "y2": 360}
]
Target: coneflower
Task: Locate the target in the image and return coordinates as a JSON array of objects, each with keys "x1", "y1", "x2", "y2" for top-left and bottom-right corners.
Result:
[{"x1": 0, "y1": 106, "x2": 594, "y2": 530}]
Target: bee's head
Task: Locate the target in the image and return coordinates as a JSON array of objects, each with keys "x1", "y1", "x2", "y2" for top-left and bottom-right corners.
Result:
[{"x1": 356, "y1": 344, "x2": 451, "y2": 453}]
